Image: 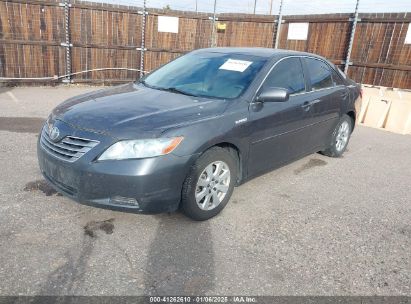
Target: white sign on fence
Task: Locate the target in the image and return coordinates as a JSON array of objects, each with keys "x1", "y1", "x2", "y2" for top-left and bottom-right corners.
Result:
[
  {"x1": 405, "y1": 24, "x2": 411, "y2": 44},
  {"x1": 287, "y1": 23, "x2": 309, "y2": 40},
  {"x1": 158, "y1": 16, "x2": 179, "y2": 33}
]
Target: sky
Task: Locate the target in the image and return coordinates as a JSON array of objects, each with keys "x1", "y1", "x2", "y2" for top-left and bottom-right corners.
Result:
[{"x1": 97, "y1": 0, "x2": 411, "y2": 15}]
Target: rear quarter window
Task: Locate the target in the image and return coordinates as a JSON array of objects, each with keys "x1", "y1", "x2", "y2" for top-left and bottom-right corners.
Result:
[
  {"x1": 331, "y1": 68, "x2": 345, "y2": 86},
  {"x1": 305, "y1": 58, "x2": 334, "y2": 90}
]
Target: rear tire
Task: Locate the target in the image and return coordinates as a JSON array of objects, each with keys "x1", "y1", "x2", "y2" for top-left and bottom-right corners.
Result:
[
  {"x1": 181, "y1": 147, "x2": 237, "y2": 221},
  {"x1": 321, "y1": 114, "x2": 353, "y2": 158}
]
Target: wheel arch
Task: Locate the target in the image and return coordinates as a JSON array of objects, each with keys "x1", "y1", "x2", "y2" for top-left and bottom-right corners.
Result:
[
  {"x1": 346, "y1": 110, "x2": 356, "y2": 131},
  {"x1": 213, "y1": 142, "x2": 243, "y2": 185},
  {"x1": 192, "y1": 141, "x2": 244, "y2": 186}
]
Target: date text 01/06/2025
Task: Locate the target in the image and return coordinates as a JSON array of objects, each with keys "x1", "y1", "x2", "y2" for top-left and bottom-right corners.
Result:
[{"x1": 149, "y1": 296, "x2": 257, "y2": 303}]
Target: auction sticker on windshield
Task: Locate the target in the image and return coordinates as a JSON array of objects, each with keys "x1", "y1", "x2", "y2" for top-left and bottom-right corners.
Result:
[{"x1": 219, "y1": 59, "x2": 253, "y2": 72}]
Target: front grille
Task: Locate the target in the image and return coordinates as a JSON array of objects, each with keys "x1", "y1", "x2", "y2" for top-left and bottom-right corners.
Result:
[{"x1": 40, "y1": 127, "x2": 99, "y2": 162}]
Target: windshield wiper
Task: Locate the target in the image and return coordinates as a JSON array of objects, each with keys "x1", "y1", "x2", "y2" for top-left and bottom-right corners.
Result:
[
  {"x1": 161, "y1": 87, "x2": 198, "y2": 97},
  {"x1": 139, "y1": 81, "x2": 197, "y2": 97},
  {"x1": 139, "y1": 79, "x2": 150, "y2": 88}
]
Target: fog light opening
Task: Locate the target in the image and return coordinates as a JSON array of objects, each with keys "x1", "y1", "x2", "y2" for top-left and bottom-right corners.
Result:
[{"x1": 110, "y1": 196, "x2": 140, "y2": 207}]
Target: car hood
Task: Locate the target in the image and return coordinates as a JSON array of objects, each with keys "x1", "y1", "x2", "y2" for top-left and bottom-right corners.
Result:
[{"x1": 52, "y1": 83, "x2": 227, "y2": 139}]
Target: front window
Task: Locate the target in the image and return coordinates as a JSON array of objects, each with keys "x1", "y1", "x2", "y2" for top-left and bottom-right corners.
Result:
[
  {"x1": 141, "y1": 52, "x2": 268, "y2": 99},
  {"x1": 261, "y1": 57, "x2": 306, "y2": 95}
]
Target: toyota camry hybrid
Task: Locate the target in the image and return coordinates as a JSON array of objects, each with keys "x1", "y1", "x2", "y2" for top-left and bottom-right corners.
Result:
[{"x1": 37, "y1": 48, "x2": 362, "y2": 220}]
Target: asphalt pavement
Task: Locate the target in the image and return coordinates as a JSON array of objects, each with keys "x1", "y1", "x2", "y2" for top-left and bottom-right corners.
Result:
[{"x1": 0, "y1": 86, "x2": 410, "y2": 296}]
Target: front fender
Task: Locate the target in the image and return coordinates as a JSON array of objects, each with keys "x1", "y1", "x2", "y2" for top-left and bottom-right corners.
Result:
[{"x1": 163, "y1": 106, "x2": 251, "y2": 180}]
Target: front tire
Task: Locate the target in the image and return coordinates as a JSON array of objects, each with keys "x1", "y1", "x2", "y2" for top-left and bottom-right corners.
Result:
[
  {"x1": 181, "y1": 147, "x2": 237, "y2": 221},
  {"x1": 321, "y1": 114, "x2": 353, "y2": 158}
]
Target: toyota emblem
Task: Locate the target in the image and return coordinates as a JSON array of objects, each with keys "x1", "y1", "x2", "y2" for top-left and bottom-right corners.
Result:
[{"x1": 49, "y1": 126, "x2": 60, "y2": 141}]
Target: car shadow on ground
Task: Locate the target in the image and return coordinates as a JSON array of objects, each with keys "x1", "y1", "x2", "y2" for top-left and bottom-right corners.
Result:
[
  {"x1": 0, "y1": 86, "x2": 13, "y2": 94},
  {"x1": 143, "y1": 213, "x2": 215, "y2": 295}
]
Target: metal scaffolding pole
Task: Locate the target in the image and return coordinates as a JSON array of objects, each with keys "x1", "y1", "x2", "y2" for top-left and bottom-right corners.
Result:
[
  {"x1": 344, "y1": 0, "x2": 360, "y2": 74},
  {"x1": 210, "y1": 0, "x2": 218, "y2": 47},
  {"x1": 139, "y1": 0, "x2": 147, "y2": 78},
  {"x1": 274, "y1": 0, "x2": 283, "y2": 49},
  {"x1": 62, "y1": 0, "x2": 72, "y2": 83}
]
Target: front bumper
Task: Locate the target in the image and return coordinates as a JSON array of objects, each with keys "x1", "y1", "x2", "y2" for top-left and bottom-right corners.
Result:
[{"x1": 37, "y1": 123, "x2": 198, "y2": 213}]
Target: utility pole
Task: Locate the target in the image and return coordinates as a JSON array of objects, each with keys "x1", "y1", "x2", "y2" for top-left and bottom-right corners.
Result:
[
  {"x1": 195, "y1": 0, "x2": 198, "y2": 12},
  {"x1": 269, "y1": 0, "x2": 273, "y2": 15},
  {"x1": 253, "y1": 0, "x2": 257, "y2": 14},
  {"x1": 274, "y1": 0, "x2": 283, "y2": 49},
  {"x1": 344, "y1": 0, "x2": 360, "y2": 74}
]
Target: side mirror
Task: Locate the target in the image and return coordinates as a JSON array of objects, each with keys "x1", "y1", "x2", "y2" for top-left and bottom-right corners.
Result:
[{"x1": 256, "y1": 87, "x2": 290, "y2": 103}]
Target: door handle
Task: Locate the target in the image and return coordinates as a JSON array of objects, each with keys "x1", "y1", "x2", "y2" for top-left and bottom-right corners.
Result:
[
  {"x1": 309, "y1": 99, "x2": 321, "y2": 105},
  {"x1": 302, "y1": 99, "x2": 321, "y2": 110},
  {"x1": 341, "y1": 91, "x2": 349, "y2": 99}
]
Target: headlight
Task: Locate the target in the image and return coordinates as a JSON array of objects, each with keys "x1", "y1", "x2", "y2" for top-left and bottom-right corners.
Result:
[{"x1": 98, "y1": 137, "x2": 184, "y2": 160}]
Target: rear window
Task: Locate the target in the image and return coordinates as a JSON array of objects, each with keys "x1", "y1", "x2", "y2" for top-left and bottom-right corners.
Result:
[{"x1": 305, "y1": 58, "x2": 334, "y2": 90}]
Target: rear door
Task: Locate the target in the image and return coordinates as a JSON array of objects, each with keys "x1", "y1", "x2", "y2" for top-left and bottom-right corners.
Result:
[
  {"x1": 247, "y1": 57, "x2": 313, "y2": 177},
  {"x1": 302, "y1": 57, "x2": 346, "y2": 150}
]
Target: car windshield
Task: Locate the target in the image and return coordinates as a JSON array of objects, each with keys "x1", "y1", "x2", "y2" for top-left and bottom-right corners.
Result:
[{"x1": 141, "y1": 52, "x2": 268, "y2": 99}]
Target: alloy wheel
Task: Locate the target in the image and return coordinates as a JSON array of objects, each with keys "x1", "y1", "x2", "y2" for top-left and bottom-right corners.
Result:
[
  {"x1": 335, "y1": 121, "x2": 350, "y2": 152},
  {"x1": 195, "y1": 161, "x2": 231, "y2": 211}
]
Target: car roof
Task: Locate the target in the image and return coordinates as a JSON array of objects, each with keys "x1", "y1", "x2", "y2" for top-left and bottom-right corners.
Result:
[{"x1": 194, "y1": 47, "x2": 327, "y2": 61}]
